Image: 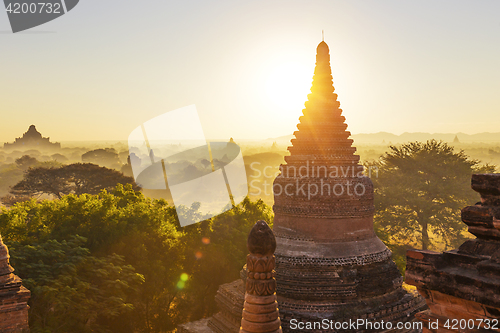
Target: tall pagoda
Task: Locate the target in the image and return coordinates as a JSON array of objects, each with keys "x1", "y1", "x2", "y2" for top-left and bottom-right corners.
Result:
[
  {"x1": 178, "y1": 40, "x2": 425, "y2": 333},
  {"x1": 271, "y1": 40, "x2": 425, "y2": 331}
]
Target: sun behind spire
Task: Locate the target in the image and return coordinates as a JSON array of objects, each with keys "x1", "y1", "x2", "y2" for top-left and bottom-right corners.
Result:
[
  {"x1": 271, "y1": 39, "x2": 426, "y2": 332},
  {"x1": 285, "y1": 39, "x2": 359, "y2": 167}
]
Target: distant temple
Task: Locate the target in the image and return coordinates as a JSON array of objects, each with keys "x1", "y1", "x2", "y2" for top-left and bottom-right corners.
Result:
[
  {"x1": 179, "y1": 40, "x2": 426, "y2": 332},
  {"x1": 3, "y1": 125, "x2": 60, "y2": 150}
]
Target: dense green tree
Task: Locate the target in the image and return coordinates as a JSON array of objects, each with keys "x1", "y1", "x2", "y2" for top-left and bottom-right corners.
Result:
[
  {"x1": 0, "y1": 185, "x2": 183, "y2": 332},
  {"x1": 0, "y1": 184, "x2": 273, "y2": 332},
  {"x1": 369, "y1": 140, "x2": 495, "y2": 266},
  {"x1": 175, "y1": 198, "x2": 273, "y2": 326},
  {"x1": 8, "y1": 236, "x2": 144, "y2": 333}
]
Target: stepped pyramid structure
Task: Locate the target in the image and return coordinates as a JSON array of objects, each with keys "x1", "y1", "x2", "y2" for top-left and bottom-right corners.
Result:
[
  {"x1": 178, "y1": 40, "x2": 425, "y2": 333},
  {"x1": 3, "y1": 125, "x2": 60, "y2": 150}
]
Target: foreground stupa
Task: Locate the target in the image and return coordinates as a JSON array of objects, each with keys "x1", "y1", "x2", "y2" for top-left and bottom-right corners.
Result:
[{"x1": 179, "y1": 40, "x2": 425, "y2": 333}]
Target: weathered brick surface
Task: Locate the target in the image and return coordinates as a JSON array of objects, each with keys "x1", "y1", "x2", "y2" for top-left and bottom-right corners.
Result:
[
  {"x1": 178, "y1": 319, "x2": 213, "y2": 333},
  {"x1": 270, "y1": 40, "x2": 425, "y2": 332},
  {"x1": 0, "y1": 234, "x2": 30, "y2": 333},
  {"x1": 238, "y1": 221, "x2": 282, "y2": 333},
  {"x1": 406, "y1": 174, "x2": 500, "y2": 332}
]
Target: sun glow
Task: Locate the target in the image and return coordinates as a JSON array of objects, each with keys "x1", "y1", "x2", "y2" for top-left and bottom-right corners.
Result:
[{"x1": 265, "y1": 62, "x2": 313, "y2": 112}]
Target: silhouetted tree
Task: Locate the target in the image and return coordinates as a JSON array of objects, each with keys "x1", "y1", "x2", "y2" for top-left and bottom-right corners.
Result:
[
  {"x1": 200, "y1": 159, "x2": 211, "y2": 169},
  {"x1": 15, "y1": 155, "x2": 38, "y2": 170},
  {"x1": 370, "y1": 140, "x2": 494, "y2": 255},
  {"x1": 82, "y1": 148, "x2": 122, "y2": 169},
  {"x1": 10, "y1": 163, "x2": 140, "y2": 199},
  {"x1": 50, "y1": 153, "x2": 68, "y2": 163}
]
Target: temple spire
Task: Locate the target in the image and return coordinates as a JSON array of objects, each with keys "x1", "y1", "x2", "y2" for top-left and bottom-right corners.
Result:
[
  {"x1": 284, "y1": 40, "x2": 359, "y2": 167},
  {"x1": 308, "y1": 40, "x2": 335, "y2": 97}
]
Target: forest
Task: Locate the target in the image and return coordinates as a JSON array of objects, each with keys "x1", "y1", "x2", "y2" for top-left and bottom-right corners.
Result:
[{"x1": 0, "y1": 138, "x2": 496, "y2": 332}]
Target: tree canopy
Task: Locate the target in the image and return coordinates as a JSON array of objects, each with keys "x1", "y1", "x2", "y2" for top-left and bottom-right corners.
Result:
[
  {"x1": 0, "y1": 184, "x2": 272, "y2": 332},
  {"x1": 9, "y1": 236, "x2": 144, "y2": 332},
  {"x1": 15, "y1": 155, "x2": 38, "y2": 170},
  {"x1": 369, "y1": 140, "x2": 494, "y2": 265},
  {"x1": 82, "y1": 148, "x2": 122, "y2": 170}
]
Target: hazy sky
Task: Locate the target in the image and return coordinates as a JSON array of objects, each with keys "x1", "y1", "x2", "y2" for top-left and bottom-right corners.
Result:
[{"x1": 1, "y1": 0, "x2": 499, "y2": 142}]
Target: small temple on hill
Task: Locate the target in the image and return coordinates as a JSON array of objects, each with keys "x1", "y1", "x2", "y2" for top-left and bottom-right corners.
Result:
[
  {"x1": 3, "y1": 125, "x2": 60, "y2": 150},
  {"x1": 179, "y1": 40, "x2": 426, "y2": 332}
]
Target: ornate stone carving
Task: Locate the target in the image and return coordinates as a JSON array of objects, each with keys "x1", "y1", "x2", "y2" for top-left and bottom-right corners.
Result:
[
  {"x1": 245, "y1": 255, "x2": 276, "y2": 297},
  {"x1": 239, "y1": 220, "x2": 282, "y2": 333}
]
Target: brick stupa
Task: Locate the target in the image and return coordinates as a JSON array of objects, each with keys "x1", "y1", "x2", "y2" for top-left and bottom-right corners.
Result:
[
  {"x1": 0, "y1": 234, "x2": 30, "y2": 333},
  {"x1": 271, "y1": 40, "x2": 425, "y2": 332},
  {"x1": 406, "y1": 173, "x2": 500, "y2": 332},
  {"x1": 178, "y1": 40, "x2": 426, "y2": 333}
]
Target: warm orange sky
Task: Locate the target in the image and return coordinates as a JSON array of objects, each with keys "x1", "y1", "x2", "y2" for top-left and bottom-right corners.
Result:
[{"x1": 1, "y1": 1, "x2": 499, "y2": 142}]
